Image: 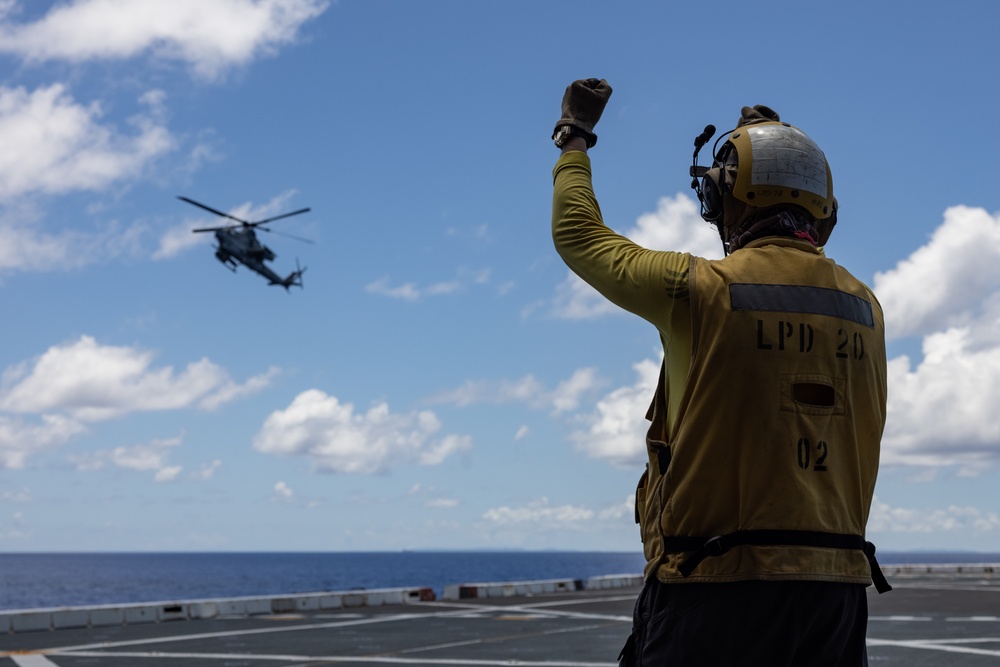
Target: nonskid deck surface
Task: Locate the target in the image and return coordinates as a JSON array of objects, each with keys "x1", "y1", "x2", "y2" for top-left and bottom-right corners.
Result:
[
  {"x1": 867, "y1": 570, "x2": 1000, "y2": 665},
  {"x1": 2, "y1": 571, "x2": 999, "y2": 666}
]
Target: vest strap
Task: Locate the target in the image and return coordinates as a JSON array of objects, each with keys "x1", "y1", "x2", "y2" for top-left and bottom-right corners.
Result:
[{"x1": 664, "y1": 530, "x2": 892, "y2": 594}]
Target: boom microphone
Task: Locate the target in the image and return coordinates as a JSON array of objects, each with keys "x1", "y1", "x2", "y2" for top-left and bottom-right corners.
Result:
[{"x1": 693, "y1": 124, "x2": 716, "y2": 157}]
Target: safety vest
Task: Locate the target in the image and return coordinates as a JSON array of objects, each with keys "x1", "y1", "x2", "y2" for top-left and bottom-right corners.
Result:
[{"x1": 636, "y1": 239, "x2": 890, "y2": 591}]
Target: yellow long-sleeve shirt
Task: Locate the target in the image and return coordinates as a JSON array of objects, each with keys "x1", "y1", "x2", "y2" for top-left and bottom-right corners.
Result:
[{"x1": 551, "y1": 150, "x2": 693, "y2": 436}]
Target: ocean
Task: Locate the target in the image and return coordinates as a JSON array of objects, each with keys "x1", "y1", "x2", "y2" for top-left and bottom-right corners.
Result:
[
  {"x1": 0, "y1": 551, "x2": 646, "y2": 611},
  {"x1": 1, "y1": 550, "x2": 997, "y2": 611}
]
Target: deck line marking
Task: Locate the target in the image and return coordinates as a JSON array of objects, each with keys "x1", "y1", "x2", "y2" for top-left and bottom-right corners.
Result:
[
  {"x1": 917, "y1": 639, "x2": 1000, "y2": 645},
  {"x1": 868, "y1": 638, "x2": 1000, "y2": 657},
  {"x1": 13, "y1": 603, "x2": 631, "y2": 658},
  {"x1": 420, "y1": 599, "x2": 631, "y2": 623},
  {"x1": 53, "y1": 651, "x2": 618, "y2": 666},
  {"x1": 482, "y1": 605, "x2": 631, "y2": 623},
  {"x1": 393, "y1": 622, "x2": 612, "y2": 656},
  {"x1": 886, "y1": 583, "x2": 1000, "y2": 593},
  {"x1": 10, "y1": 656, "x2": 60, "y2": 667},
  {"x1": 19, "y1": 612, "x2": 424, "y2": 655}
]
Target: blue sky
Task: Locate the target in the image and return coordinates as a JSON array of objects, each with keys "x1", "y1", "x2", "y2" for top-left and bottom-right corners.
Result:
[{"x1": 1, "y1": 0, "x2": 1000, "y2": 553}]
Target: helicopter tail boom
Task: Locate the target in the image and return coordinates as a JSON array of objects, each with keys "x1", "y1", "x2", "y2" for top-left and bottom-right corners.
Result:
[{"x1": 271, "y1": 261, "x2": 306, "y2": 291}]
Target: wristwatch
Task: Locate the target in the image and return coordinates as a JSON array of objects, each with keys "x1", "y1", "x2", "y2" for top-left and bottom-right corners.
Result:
[{"x1": 553, "y1": 125, "x2": 586, "y2": 148}]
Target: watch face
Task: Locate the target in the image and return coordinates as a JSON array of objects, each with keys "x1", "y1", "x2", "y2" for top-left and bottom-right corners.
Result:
[{"x1": 554, "y1": 126, "x2": 571, "y2": 146}]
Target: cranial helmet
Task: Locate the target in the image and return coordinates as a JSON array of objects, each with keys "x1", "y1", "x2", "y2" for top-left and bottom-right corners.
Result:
[{"x1": 692, "y1": 106, "x2": 837, "y2": 252}]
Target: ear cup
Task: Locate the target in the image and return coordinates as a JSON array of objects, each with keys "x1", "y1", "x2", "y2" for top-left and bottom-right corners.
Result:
[
  {"x1": 700, "y1": 167, "x2": 724, "y2": 221},
  {"x1": 815, "y1": 198, "x2": 838, "y2": 246}
]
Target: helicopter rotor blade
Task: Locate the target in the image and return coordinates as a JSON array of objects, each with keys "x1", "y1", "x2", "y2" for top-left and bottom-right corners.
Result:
[
  {"x1": 256, "y1": 227, "x2": 315, "y2": 244},
  {"x1": 191, "y1": 225, "x2": 233, "y2": 233},
  {"x1": 251, "y1": 208, "x2": 312, "y2": 226},
  {"x1": 178, "y1": 196, "x2": 251, "y2": 226}
]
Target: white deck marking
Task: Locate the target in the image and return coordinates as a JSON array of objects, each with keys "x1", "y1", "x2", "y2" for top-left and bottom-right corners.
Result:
[
  {"x1": 50, "y1": 651, "x2": 620, "y2": 666},
  {"x1": 1, "y1": 595, "x2": 635, "y2": 666},
  {"x1": 869, "y1": 615, "x2": 933, "y2": 621},
  {"x1": 420, "y1": 598, "x2": 631, "y2": 623},
  {"x1": 888, "y1": 583, "x2": 1000, "y2": 593},
  {"x1": 868, "y1": 637, "x2": 1000, "y2": 657},
  {"x1": 10, "y1": 656, "x2": 60, "y2": 667},
  {"x1": 2, "y1": 612, "x2": 425, "y2": 657}
]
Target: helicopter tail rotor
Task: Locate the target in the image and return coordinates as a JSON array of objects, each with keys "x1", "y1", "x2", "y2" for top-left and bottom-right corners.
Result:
[{"x1": 277, "y1": 258, "x2": 307, "y2": 291}]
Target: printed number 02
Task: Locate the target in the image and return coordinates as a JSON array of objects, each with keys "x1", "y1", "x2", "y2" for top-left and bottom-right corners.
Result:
[{"x1": 797, "y1": 438, "x2": 828, "y2": 472}]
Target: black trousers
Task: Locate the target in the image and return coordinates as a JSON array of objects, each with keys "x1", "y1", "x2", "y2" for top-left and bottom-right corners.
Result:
[{"x1": 620, "y1": 579, "x2": 869, "y2": 667}]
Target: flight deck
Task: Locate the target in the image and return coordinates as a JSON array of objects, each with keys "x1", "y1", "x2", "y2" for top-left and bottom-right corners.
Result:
[{"x1": 2, "y1": 567, "x2": 998, "y2": 666}]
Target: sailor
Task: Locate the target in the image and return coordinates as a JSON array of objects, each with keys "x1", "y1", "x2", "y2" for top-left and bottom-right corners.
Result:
[{"x1": 550, "y1": 79, "x2": 890, "y2": 666}]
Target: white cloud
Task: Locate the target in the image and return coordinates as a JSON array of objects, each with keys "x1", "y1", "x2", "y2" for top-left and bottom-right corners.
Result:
[
  {"x1": 627, "y1": 193, "x2": 723, "y2": 258},
  {"x1": 551, "y1": 368, "x2": 599, "y2": 414},
  {"x1": 483, "y1": 497, "x2": 594, "y2": 525},
  {"x1": 108, "y1": 437, "x2": 180, "y2": 471},
  {"x1": 569, "y1": 358, "x2": 659, "y2": 468},
  {"x1": 365, "y1": 277, "x2": 422, "y2": 301},
  {"x1": 152, "y1": 221, "x2": 210, "y2": 260},
  {"x1": 70, "y1": 436, "x2": 186, "y2": 481},
  {"x1": 0, "y1": 0, "x2": 329, "y2": 80},
  {"x1": 514, "y1": 425, "x2": 530, "y2": 441},
  {"x1": 430, "y1": 375, "x2": 544, "y2": 407},
  {"x1": 869, "y1": 205, "x2": 1000, "y2": 470},
  {"x1": 481, "y1": 496, "x2": 635, "y2": 534},
  {"x1": 366, "y1": 268, "x2": 491, "y2": 301},
  {"x1": 0, "y1": 415, "x2": 86, "y2": 469},
  {"x1": 407, "y1": 483, "x2": 457, "y2": 508},
  {"x1": 429, "y1": 368, "x2": 601, "y2": 414},
  {"x1": 154, "y1": 465, "x2": 183, "y2": 482},
  {"x1": 551, "y1": 273, "x2": 621, "y2": 320},
  {"x1": 599, "y1": 495, "x2": 635, "y2": 521},
  {"x1": 0, "y1": 216, "x2": 149, "y2": 272},
  {"x1": 253, "y1": 389, "x2": 471, "y2": 474},
  {"x1": 0, "y1": 336, "x2": 276, "y2": 421},
  {"x1": 882, "y1": 313, "x2": 1000, "y2": 471},
  {"x1": 272, "y1": 480, "x2": 293, "y2": 500},
  {"x1": 0, "y1": 337, "x2": 275, "y2": 468},
  {"x1": 0, "y1": 84, "x2": 174, "y2": 201},
  {"x1": 191, "y1": 459, "x2": 222, "y2": 481},
  {"x1": 2, "y1": 488, "x2": 31, "y2": 503},
  {"x1": 552, "y1": 193, "x2": 722, "y2": 320},
  {"x1": 868, "y1": 497, "x2": 1000, "y2": 535},
  {"x1": 199, "y1": 367, "x2": 281, "y2": 411},
  {"x1": 874, "y1": 206, "x2": 1000, "y2": 340}
]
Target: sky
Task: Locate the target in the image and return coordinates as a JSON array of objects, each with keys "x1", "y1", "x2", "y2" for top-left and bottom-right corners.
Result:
[{"x1": 1, "y1": 0, "x2": 999, "y2": 554}]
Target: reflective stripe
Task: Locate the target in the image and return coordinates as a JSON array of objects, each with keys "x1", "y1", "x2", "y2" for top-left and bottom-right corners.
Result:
[{"x1": 729, "y1": 283, "x2": 874, "y2": 328}]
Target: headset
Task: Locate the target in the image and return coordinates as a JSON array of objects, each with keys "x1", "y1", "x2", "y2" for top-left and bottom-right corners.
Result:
[
  {"x1": 689, "y1": 124, "x2": 729, "y2": 223},
  {"x1": 689, "y1": 120, "x2": 837, "y2": 235}
]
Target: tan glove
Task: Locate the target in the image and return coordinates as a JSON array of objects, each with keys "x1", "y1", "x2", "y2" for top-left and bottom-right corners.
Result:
[{"x1": 552, "y1": 78, "x2": 613, "y2": 148}]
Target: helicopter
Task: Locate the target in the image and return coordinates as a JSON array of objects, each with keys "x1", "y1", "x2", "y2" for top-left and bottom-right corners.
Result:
[{"x1": 179, "y1": 196, "x2": 312, "y2": 290}]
